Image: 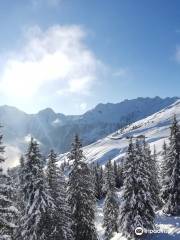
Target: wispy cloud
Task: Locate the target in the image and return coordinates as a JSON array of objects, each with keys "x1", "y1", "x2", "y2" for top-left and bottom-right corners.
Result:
[
  {"x1": 0, "y1": 25, "x2": 104, "y2": 101},
  {"x1": 79, "y1": 102, "x2": 87, "y2": 111},
  {"x1": 3, "y1": 145, "x2": 21, "y2": 171},
  {"x1": 113, "y1": 67, "x2": 129, "y2": 78}
]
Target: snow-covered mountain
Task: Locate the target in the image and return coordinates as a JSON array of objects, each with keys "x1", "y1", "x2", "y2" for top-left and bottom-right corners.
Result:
[
  {"x1": 59, "y1": 99, "x2": 180, "y2": 167},
  {"x1": 3, "y1": 98, "x2": 180, "y2": 239},
  {"x1": 0, "y1": 97, "x2": 178, "y2": 168},
  {"x1": 57, "y1": 99, "x2": 180, "y2": 240}
]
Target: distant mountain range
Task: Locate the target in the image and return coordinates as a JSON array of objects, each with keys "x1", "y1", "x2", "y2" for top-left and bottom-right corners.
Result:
[
  {"x1": 0, "y1": 97, "x2": 179, "y2": 159},
  {"x1": 59, "y1": 98, "x2": 180, "y2": 168}
]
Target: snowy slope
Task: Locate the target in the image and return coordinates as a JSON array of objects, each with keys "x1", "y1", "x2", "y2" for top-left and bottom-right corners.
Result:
[
  {"x1": 59, "y1": 100, "x2": 180, "y2": 167},
  {"x1": 0, "y1": 97, "x2": 177, "y2": 169},
  {"x1": 58, "y1": 100, "x2": 180, "y2": 240},
  {"x1": 0, "y1": 97, "x2": 178, "y2": 154},
  {"x1": 110, "y1": 215, "x2": 180, "y2": 240},
  {"x1": 81, "y1": 97, "x2": 178, "y2": 124},
  {"x1": 84, "y1": 100, "x2": 180, "y2": 165},
  {"x1": 95, "y1": 199, "x2": 180, "y2": 240},
  {"x1": 82, "y1": 100, "x2": 180, "y2": 240}
]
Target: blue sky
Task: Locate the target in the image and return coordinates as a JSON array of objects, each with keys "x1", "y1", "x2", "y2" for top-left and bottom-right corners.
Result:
[{"x1": 0, "y1": 0, "x2": 180, "y2": 114}]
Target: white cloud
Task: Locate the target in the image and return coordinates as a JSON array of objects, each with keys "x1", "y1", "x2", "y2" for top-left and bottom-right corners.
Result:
[
  {"x1": 80, "y1": 102, "x2": 87, "y2": 111},
  {"x1": 2, "y1": 145, "x2": 21, "y2": 171},
  {"x1": 0, "y1": 25, "x2": 103, "y2": 101},
  {"x1": 24, "y1": 134, "x2": 42, "y2": 145}
]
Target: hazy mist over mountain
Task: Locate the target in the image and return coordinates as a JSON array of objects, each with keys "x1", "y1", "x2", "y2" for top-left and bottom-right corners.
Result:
[{"x1": 1, "y1": 96, "x2": 178, "y2": 169}]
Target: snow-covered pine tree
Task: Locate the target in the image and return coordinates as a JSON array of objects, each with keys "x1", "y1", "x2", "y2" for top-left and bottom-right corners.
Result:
[
  {"x1": 142, "y1": 141, "x2": 161, "y2": 209},
  {"x1": 99, "y1": 165, "x2": 105, "y2": 197},
  {"x1": 113, "y1": 161, "x2": 118, "y2": 188},
  {"x1": 152, "y1": 145, "x2": 160, "y2": 182},
  {"x1": 103, "y1": 160, "x2": 116, "y2": 195},
  {"x1": 160, "y1": 141, "x2": 168, "y2": 189},
  {"x1": 119, "y1": 139, "x2": 155, "y2": 239},
  {"x1": 47, "y1": 149, "x2": 73, "y2": 240},
  {"x1": 162, "y1": 141, "x2": 167, "y2": 157},
  {"x1": 161, "y1": 116, "x2": 180, "y2": 215},
  {"x1": 18, "y1": 156, "x2": 26, "y2": 211},
  {"x1": 68, "y1": 134, "x2": 98, "y2": 240},
  {"x1": 7, "y1": 167, "x2": 21, "y2": 216},
  {"x1": 13, "y1": 156, "x2": 27, "y2": 240},
  {"x1": 60, "y1": 159, "x2": 68, "y2": 172},
  {"x1": 93, "y1": 163, "x2": 104, "y2": 200},
  {"x1": 19, "y1": 156, "x2": 25, "y2": 187},
  {"x1": 152, "y1": 146, "x2": 161, "y2": 207},
  {"x1": 0, "y1": 126, "x2": 18, "y2": 240},
  {"x1": 103, "y1": 160, "x2": 119, "y2": 240},
  {"x1": 113, "y1": 161, "x2": 123, "y2": 189},
  {"x1": 20, "y1": 138, "x2": 55, "y2": 240}
]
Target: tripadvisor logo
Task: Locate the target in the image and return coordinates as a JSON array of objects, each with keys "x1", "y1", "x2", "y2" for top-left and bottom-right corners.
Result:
[
  {"x1": 135, "y1": 226, "x2": 168, "y2": 235},
  {"x1": 135, "y1": 227, "x2": 144, "y2": 236}
]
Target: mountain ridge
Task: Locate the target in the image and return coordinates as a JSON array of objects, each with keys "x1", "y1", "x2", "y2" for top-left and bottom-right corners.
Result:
[
  {"x1": 0, "y1": 96, "x2": 179, "y2": 169},
  {"x1": 1, "y1": 96, "x2": 179, "y2": 116},
  {"x1": 59, "y1": 99, "x2": 180, "y2": 168}
]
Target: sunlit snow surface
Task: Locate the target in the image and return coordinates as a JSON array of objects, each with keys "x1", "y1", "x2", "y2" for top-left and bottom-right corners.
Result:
[
  {"x1": 83, "y1": 100, "x2": 180, "y2": 166},
  {"x1": 59, "y1": 100, "x2": 180, "y2": 167},
  {"x1": 59, "y1": 100, "x2": 180, "y2": 239},
  {"x1": 95, "y1": 199, "x2": 180, "y2": 240}
]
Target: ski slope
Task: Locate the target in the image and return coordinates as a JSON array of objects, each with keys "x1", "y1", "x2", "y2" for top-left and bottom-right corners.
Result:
[
  {"x1": 59, "y1": 100, "x2": 180, "y2": 167},
  {"x1": 59, "y1": 100, "x2": 180, "y2": 240},
  {"x1": 86, "y1": 100, "x2": 180, "y2": 166}
]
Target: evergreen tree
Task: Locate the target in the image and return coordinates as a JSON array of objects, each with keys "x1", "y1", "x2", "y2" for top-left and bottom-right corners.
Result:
[
  {"x1": 152, "y1": 146, "x2": 161, "y2": 205},
  {"x1": 160, "y1": 141, "x2": 168, "y2": 189},
  {"x1": 0, "y1": 126, "x2": 18, "y2": 239},
  {"x1": 103, "y1": 160, "x2": 119, "y2": 240},
  {"x1": 113, "y1": 161, "x2": 123, "y2": 189},
  {"x1": 47, "y1": 149, "x2": 73, "y2": 240},
  {"x1": 103, "y1": 160, "x2": 115, "y2": 194},
  {"x1": 18, "y1": 156, "x2": 26, "y2": 211},
  {"x1": 119, "y1": 139, "x2": 155, "y2": 239},
  {"x1": 19, "y1": 156, "x2": 25, "y2": 187},
  {"x1": 14, "y1": 156, "x2": 27, "y2": 239},
  {"x1": 60, "y1": 160, "x2": 68, "y2": 172},
  {"x1": 161, "y1": 116, "x2": 180, "y2": 215},
  {"x1": 99, "y1": 166, "x2": 105, "y2": 198},
  {"x1": 20, "y1": 138, "x2": 55, "y2": 240},
  {"x1": 143, "y1": 141, "x2": 161, "y2": 209},
  {"x1": 93, "y1": 163, "x2": 104, "y2": 200},
  {"x1": 68, "y1": 135, "x2": 98, "y2": 240},
  {"x1": 162, "y1": 141, "x2": 167, "y2": 157},
  {"x1": 7, "y1": 167, "x2": 20, "y2": 215}
]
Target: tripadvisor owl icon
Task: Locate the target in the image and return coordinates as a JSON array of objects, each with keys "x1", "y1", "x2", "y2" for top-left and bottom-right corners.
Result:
[{"x1": 135, "y1": 227, "x2": 144, "y2": 236}]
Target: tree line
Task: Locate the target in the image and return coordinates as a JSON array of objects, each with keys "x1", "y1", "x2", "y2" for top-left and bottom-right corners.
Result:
[{"x1": 0, "y1": 116, "x2": 179, "y2": 240}]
